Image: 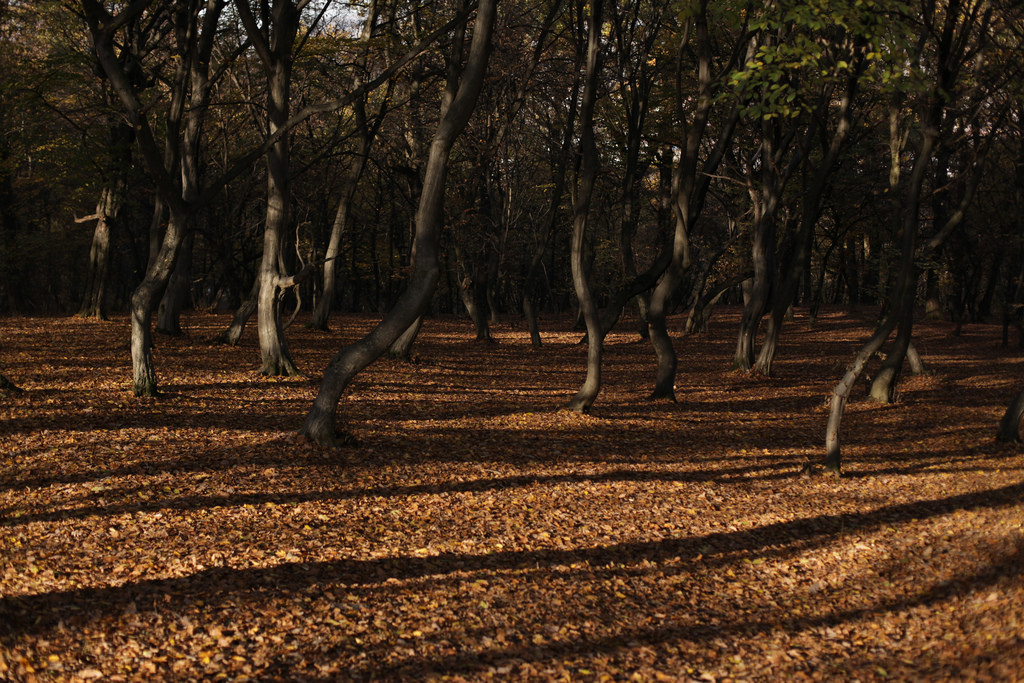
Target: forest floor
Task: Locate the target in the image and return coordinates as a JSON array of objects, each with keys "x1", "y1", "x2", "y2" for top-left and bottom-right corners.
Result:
[{"x1": 1, "y1": 307, "x2": 1023, "y2": 682}]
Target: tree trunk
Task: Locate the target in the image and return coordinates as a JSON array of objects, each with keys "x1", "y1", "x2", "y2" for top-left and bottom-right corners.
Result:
[
  {"x1": 387, "y1": 315, "x2": 424, "y2": 361},
  {"x1": 455, "y1": 243, "x2": 493, "y2": 341},
  {"x1": 996, "y1": 389, "x2": 1024, "y2": 443},
  {"x1": 307, "y1": 2, "x2": 380, "y2": 331},
  {"x1": 85, "y1": 0, "x2": 226, "y2": 396},
  {"x1": 157, "y1": 230, "x2": 193, "y2": 335},
  {"x1": 307, "y1": 167, "x2": 360, "y2": 331},
  {"x1": 520, "y1": 62, "x2": 582, "y2": 348},
  {"x1": 130, "y1": 210, "x2": 189, "y2": 396},
  {"x1": 299, "y1": 0, "x2": 497, "y2": 445},
  {"x1": 219, "y1": 275, "x2": 260, "y2": 345},
  {"x1": 77, "y1": 181, "x2": 125, "y2": 320},
  {"x1": 247, "y1": 1, "x2": 302, "y2": 377},
  {"x1": 822, "y1": 92, "x2": 939, "y2": 473},
  {"x1": 755, "y1": 62, "x2": 862, "y2": 375},
  {"x1": 869, "y1": 304, "x2": 913, "y2": 403},
  {"x1": 734, "y1": 211, "x2": 776, "y2": 370},
  {"x1": 648, "y1": 0, "x2": 737, "y2": 397},
  {"x1": 563, "y1": 0, "x2": 604, "y2": 414}
]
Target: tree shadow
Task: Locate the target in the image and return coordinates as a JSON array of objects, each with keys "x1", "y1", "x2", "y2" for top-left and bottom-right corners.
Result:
[
  {"x1": 0, "y1": 454, "x2": 798, "y2": 526},
  {"x1": 3, "y1": 480, "x2": 1021, "y2": 642}
]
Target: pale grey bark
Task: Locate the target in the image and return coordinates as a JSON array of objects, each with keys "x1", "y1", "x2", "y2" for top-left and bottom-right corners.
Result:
[
  {"x1": 234, "y1": 0, "x2": 305, "y2": 377},
  {"x1": 83, "y1": 0, "x2": 226, "y2": 396}
]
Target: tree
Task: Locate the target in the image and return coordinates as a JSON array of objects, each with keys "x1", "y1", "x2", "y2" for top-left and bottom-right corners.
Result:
[
  {"x1": 821, "y1": 0, "x2": 1011, "y2": 472},
  {"x1": 562, "y1": 0, "x2": 604, "y2": 413},
  {"x1": 299, "y1": 0, "x2": 498, "y2": 445},
  {"x1": 646, "y1": 0, "x2": 745, "y2": 399},
  {"x1": 753, "y1": 8, "x2": 874, "y2": 376},
  {"x1": 307, "y1": 0, "x2": 388, "y2": 331},
  {"x1": 82, "y1": 0, "x2": 233, "y2": 395},
  {"x1": 234, "y1": 0, "x2": 316, "y2": 376}
]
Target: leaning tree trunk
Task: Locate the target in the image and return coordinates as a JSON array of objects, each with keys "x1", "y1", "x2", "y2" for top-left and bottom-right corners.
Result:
[
  {"x1": 218, "y1": 275, "x2": 259, "y2": 345},
  {"x1": 755, "y1": 64, "x2": 861, "y2": 376},
  {"x1": 821, "y1": 100, "x2": 938, "y2": 473},
  {"x1": 996, "y1": 389, "x2": 1024, "y2": 443},
  {"x1": 130, "y1": 209, "x2": 189, "y2": 396},
  {"x1": 299, "y1": 0, "x2": 497, "y2": 445},
  {"x1": 387, "y1": 315, "x2": 424, "y2": 361},
  {"x1": 563, "y1": 0, "x2": 604, "y2": 414},
  {"x1": 647, "y1": 0, "x2": 734, "y2": 398},
  {"x1": 308, "y1": 146, "x2": 367, "y2": 331},
  {"x1": 869, "y1": 307, "x2": 913, "y2": 403}
]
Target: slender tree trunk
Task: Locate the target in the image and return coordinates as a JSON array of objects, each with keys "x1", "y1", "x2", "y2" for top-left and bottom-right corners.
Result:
[
  {"x1": 300, "y1": 0, "x2": 497, "y2": 445},
  {"x1": 388, "y1": 315, "x2": 424, "y2": 361},
  {"x1": 822, "y1": 97, "x2": 939, "y2": 473},
  {"x1": 308, "y1": 2, "x2": 380, "y2": 331},
  {"x1": 906, "y1": 342, "x2": 925, "y2": 375},
  {"x1": 755, "y1": 62, "x2": 862, "y2": 375},
  {"x1": 455, "y1": 243, "x2": 493, "y2": 341},
  {"x1": 735, "y1": 119, "x2": 791, "y2": 372},
  {"x1": 308, "y1": 162, "x2": 362, "y2": 331},
  {"x1": 869, "y1": 305, "x2": 913, "y2": 403},
  {"x1": 130, "y1": 209, "x2": 189, "y2": 396},
  {"x1": 248, "y1": 2, "x2": 302, "y2": 377},
  {"x1": 219, "y1": 275, "x2": 260, "y2": 345},
  {"x1": 996, "y1": 389, "x2": 1024, "y2": 443},
  {"x1": 157, "y1": 230, "x2": 193, "y2": 335},
  {"x1": 563, "y1": 0, "x2": 604, "y2": 413},
  {"x1": 647, "y1": 0, "x2": 737, "y2": 397},
  {"x1": 521, "y1": 67, "x2": 581, "y2": 347}
]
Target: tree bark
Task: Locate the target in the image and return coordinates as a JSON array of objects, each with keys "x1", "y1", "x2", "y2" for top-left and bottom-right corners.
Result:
[
  {"x1": 219, "y1": 275, "x2": 260, "y2": 345},
  {"x1": 307, "y1": 0, "x2": 380, "y2": 331},
  {"x1": 157, "y1": 230, "x2": 193, "y2": 335},
  {"x1": 754, "y1": 57, "x2": 863, "y2": 375},
  {"x1": 234, "y1": 0, "x2": 304, "y2": 376},
  {"x1": 648, "y1": 0, "x2": 740, "y2": 398},
  {"x1": 387, "y1": 315, "x2": 424, "y2": 361},
  {"x1": 563, "y1": 0, "x2": 604, "y2": 413},
  {"x1": 299, "y1": 0, "x2": 497, "y2": 444},
  {"x1": 822, "y1": 91, "x2": 939, "y2": 472},
  {"x1": 521, "y1": 56, "x2": 582, "y2": 348},
  {"x1": 83, "y1": 0, "x2": 226, "y2": 395},
  {"x1": 130, "y1": 210, "x2": 189, "y2": 396},
  {"x1": 77, "y1": 177, "x2": 126, "y2": 320}
]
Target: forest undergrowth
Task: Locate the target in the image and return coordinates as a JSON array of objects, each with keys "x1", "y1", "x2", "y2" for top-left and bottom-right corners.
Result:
[{"x1": 1, "y1": 307, "x2": 1022, "y2": 681}]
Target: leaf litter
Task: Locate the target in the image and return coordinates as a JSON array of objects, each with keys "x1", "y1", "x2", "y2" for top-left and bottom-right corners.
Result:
[{"x1": 1, "y1": 308, "x2": 1022, "y2": 681}]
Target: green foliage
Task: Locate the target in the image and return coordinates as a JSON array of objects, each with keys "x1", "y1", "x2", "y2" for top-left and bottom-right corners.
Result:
[{"x1": 726, "y1": 0, "x2": 912, "y2": 120}]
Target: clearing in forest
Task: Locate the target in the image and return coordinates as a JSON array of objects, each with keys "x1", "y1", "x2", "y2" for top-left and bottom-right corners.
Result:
[{"x1": 1, "y1": 308, "x2": 1023, "y2": 681}]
